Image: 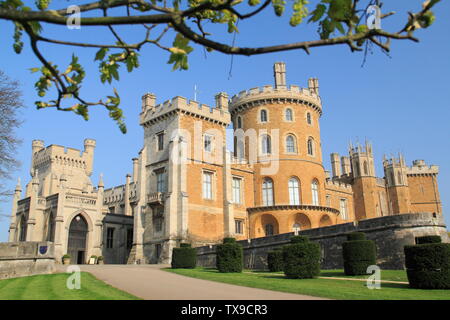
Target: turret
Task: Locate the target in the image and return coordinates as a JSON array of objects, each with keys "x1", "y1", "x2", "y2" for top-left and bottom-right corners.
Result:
[
  {"x1": 132, "y1": 158, "x2": 139, "y2": 183},
  {"x1": 330, "y1": 153, "x2": 341, "y2": 178},
  {"x1": 341, "y1": 156, "x2": 351, "y2": 175},
  {"x1": 83, "y1": 138, "x2": 96, "y2": 177},
  {"x1": 142, "y1": 92, "x2": 156, "y2": 113},
  {"x1": 30, "y1": 140, "x2": 44, "y2": 177},
  {"x1": 308, "y1": 78, "x2": 319, "y2": 95},
  {"x1": 349, "y1": 141, "x2": 375, "y2": 178},
  {"x1": 383, "y1": 153, "x2": 411, "y2": 214},
  {"x1": 215, "y1": 92, "x2": 229, "y2": 111},
  {"x1": 273, "y1": 62, "x2": 287, "y2": 89}
]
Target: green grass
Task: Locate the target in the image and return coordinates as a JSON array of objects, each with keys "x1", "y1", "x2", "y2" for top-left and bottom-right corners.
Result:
[
  {"x1": 0, "y1": 272, "x2": 140, "y2": 300},
  {"x1": 165, "y1": 268, "x2": 450, "y2": 300}
]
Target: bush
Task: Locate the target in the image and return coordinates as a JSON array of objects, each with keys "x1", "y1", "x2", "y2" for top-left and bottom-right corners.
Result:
[
  {"x1": 290, "y1": 236, "x2": 309, "y2": 244},
  {"x1": 62, "y1": 254, "x2": 71, "y2": 259},
  {"x1": 346, "y1": 232, "x2": 366, "y2": 241},
  {"x1": 404, "y1": 243, "x2": 450, "y2": 289},
  {"x1": 342, "y1": 239, "x2": 376, "y2": 275},
  {"x1": 416, "y1": 236, "x2": 442, "y2": 245},
  {"x1": 171, "y1": 244, "x2": 197, "y2": 269},
  {"x1": 282, "y1": 237, "x2": 321, "y2": 279},
  {"x1": 216, "y1": 238, "x2": 243, "y2": 273},
  {"x1": 267, "y1": 249, "x2": 283, "y2": 272}
]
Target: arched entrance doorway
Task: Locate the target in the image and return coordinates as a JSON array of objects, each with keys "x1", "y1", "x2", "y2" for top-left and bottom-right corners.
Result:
[{"x1": 68, "y1": 214, "x2": 88, "y2": 264}]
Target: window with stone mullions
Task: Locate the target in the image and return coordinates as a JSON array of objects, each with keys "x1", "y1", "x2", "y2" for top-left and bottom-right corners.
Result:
[
  {"x1": 156, "y1": 171, "x2": 166, "y2": 193},
  {"x1": 204, "y1": 134, "x2": 213, "y2": 152},
  {"x1": 157, "y1": 132, "x2": 164, "y2": 151},
  {"x1": 203, "y1": 171, "x2": 213, "y2": 199},
  {"x1": 232, "y1": 177, "x2": 242, "y2": 204}
]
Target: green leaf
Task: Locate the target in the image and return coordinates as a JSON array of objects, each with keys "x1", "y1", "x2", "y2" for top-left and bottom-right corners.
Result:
[
  {"x1": 308, "y1": 3, "x2": 326, "y2": 22},
  {"x1": 95, "y1": 48, "x2": 109, "y2": 61}
]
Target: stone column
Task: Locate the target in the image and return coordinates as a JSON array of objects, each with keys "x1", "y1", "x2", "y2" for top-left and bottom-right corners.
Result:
[
  {"x1": 26, "y1": 175, "x2": 39, "y2": 241},
  {"x1": 223, "y1": 149, "x2": 234, "y2": 238},
  {"x1": 124, "y1": 174, "x2": 131, "y2": 216},
  {"x1": 8, "y1": 178, "x2": 22, "y2": 242}
]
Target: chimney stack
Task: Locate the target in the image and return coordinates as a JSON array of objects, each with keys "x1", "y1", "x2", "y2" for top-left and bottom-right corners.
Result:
[{"x1": 273, "y1": 62, "x2": 286, "y2": 89}]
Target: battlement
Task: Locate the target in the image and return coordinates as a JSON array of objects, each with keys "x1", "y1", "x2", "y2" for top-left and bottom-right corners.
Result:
[
  {"x1": 140, "y1": 95, "x2": 231, "y2": 126},
  {"x1": 103, "y1": 182, "x2": 138, "y2": 204},
  {"x1": 229, "y1": 84, "x2": 321, "y2": 114},
  {"x1": 325, "y1": 178, "x2": 353, "y2": 192},
  {"x1": 349, "y1": 141, "x2": 373, "y2": 157},
  {"x1": 407, "y1": 160, "x2": 439, "y2": 176},
  {"x1": 383, "y1": 155, "x2": 406, "y2": 168}
]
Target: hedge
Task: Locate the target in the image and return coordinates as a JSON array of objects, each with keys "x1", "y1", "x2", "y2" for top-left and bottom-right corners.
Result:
[
  {"x1": 267, "y1": 249, "x2": 283, "y2": 272},
  {"x1": 416, "y1": 235, "x2": 442, "y2": 245},
  {"x1": 404, "y1": 242, "x2": 450, "y2": 289},
  {"x1": 342, "y1": 238, "x2": 376, "y2": 276},
  {"x1": 282, "y1": 237, "x2": 321, "y2": 279},
  {"x1": 216, "y1": 238, "x2": 243, "y2": 273},
  {"x1": 346, "y1": 232, "x2": 366, "y2": 241},
  {"x1": 290, "y1": 236, "x2": 309, "y2": 244},
  {"x1": 171, "y1": 244, "x2": 197, "y2": 269}
]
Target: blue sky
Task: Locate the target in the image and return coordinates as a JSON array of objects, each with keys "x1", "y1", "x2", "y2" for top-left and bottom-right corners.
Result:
[{"x1": 0, "y1": 1, "x2": 449, "y2": 241}]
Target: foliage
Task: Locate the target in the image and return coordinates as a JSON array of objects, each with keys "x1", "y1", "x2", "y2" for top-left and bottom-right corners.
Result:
[
  {"x1": 267, "y1": 249, "x2": 283, "y2": 272},
  {"x1": 416, "y1": 235, "x2": 442, "y2": 244},
  {"x1": 0, "y1": 0, "x2": 441, "y2": 132},
  {"x1": 282, "y1": 237, "x2": 321, "y2": 279},
  {"x1": 216, "y1": 238, "x2": 243, "y2": 273},
  {"x1": 290, "y1": 235, "x2": 309, "y2": 244},
  {"x1": 404, "y1": 243, "x2": 450, "y2": 289},
  {"x1": 346, "y1": 232, "x2": 366, "y2": 241},
  {"x1": 171, "y1": 244, "x2": 197, "y2": 269},
  {"x1": 62, "y1": 254, "x2": 71, "y2": 259},
  {"x1": 342, "y1": 238, "x2": 376, "y2": 276}
]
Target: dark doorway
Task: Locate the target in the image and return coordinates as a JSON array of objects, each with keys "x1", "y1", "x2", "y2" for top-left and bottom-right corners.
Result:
[{"x1": 68, "y1": 214, "x2": 88, "y2": 264}]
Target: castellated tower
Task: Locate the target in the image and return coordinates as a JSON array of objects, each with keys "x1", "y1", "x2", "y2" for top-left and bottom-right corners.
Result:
[
  {"x1": 383, "y1": 154, "x2": 412, "y2": 214},
  {"x1": 349, "y1": 141, "x2": 379, "y2": 220}
]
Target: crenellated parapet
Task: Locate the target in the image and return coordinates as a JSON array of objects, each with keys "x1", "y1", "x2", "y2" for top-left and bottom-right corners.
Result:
[
  {"x1": 406, "y1": 160, "x2": 439, "y2": 176},
  {"x1": 140, "y1": 95, "x2": 231, "y2": 127},
  {"x1": 229, "y1": 84, "x2": 322, "y2": 116},
  {"x1": 325, "y1": 179, "x2": 353, "y2": 193}
]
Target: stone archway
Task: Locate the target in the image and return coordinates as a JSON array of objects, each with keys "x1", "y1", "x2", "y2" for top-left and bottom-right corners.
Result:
[
  {"x1": 319, "y1": 214, "x2": 332, "y2": 227},
  {"x1": 260, "y1": 214, "x2": 279, "y2": 237},
  {"x1": 67, "y1": 214, "x2": 88, "y2": 264},
  {"x1": 291, "y1": 213, "x2": 312, "y2": 231}
]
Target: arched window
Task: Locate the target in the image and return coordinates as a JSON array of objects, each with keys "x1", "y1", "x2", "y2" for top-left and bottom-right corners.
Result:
[
  {"x1": 261, "y1": 134, "x2": 271, "y2": 154},
  {"x1": 311, "y1": 180, "x2": 319, "y2": 206},
  {"x1": 285, "y1": 108, "x2": 293, "y2": 121},
  {"x1": 307, "y1": 112, "x2": 312, "y2": 125},
  {"x1": 286, "y1": 135, "x2": 297, "y2": 153},
  {"x1": 288, "y1": 177, "x2": 300, "y2": 205},
  {"x1": 262, "y1": 178, "x2": 274, "y2": 206},
  {"x1": 363, "y1": 161, "x2": 369, "y2": 175},
  {"x1": 46, "y1": 211, "x2": 56, "y2": 242},
  {"x1": 260, "y1": 109, "x2": 268, "y2": 122},
  {"x1": 265, "y1": 224, "x2": 274, "y2": 236},
  {"x1": 237, "y1": 116, "x2": 242, "y2": 129},
  {"x1": 307, "y1": 138, "x2": 314, "y2": 156},
  {"x1": 19, "y1": 215, "x2": 27, "y2": 242}
]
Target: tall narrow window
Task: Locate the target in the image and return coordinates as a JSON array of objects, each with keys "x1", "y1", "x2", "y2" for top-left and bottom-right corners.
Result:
[
  {"x1": 286, "y1": 135, "x2": 297, "y2": 153},
  {"x1": 307, "y1": 138, "x2": 314, "y2": 156},
  {"x1": 340, "y1": 199, "x2": 348, "y2": 220},
  {"x1": 397, "y1": 171, "x2": 402, "y2": 185},
  {"x1": 260, "y1": 109, "x2": 268, "y2": 122},
  {"x1": 261, "y1": 135, "x2": 271, "y2": 154},
  {"x1": 156, "y1": 171, "x2": 166, "y2": 193},
  {"x1": 126, "y1": 228, "x2": 133, "y2": 250},
  {"x1": 232, "y1": 177, "x2": 242, "y2": 204},
  {"x1": 265, "y1": 224, "x2": 274, "y2": 236},
  {"x1": 288, "y1": 177, "x2": 300, "y2": 205},
  {"x1": 311, "y1": 180, "x2": 319, "y2": 205},
  {"x1": 307, "y1": 112, "x2": 312, "y2": 125},
  {"x1": 19, "y1": 215, "x2": 27, "y2": 242},
  {"x1": 237, "y1": 116, "x2": 242, "y2": 129},
  {"x1": 364, "y1": 161, "x2": 369, "y2": 175},
  {"x1": 285, "y1": 108, "x2": 293, "y2": 121},
  {"x1": 203, "y1": 171, "x2": 213, "y2": 199},
  {"x1": 262, "y1": 178, "x2": 274, "y2": 206},
  {"x1": 157, "y1": 132, "x2": 164, "y2": 151},
  {"x1": 204, "y1": 134, "x2": 213, "y2": 152},
  {"x1": 235, "y1": 219, "x2": 243, "y2": 234},
  {"x1": 326, "y1": 194, "x2": 331, "y2": 207},
  {"x1": 106, "y1": 227, "x2": 115, "y2": 249}
]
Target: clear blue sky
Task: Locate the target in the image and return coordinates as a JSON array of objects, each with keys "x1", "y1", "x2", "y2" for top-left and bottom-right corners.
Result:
[{"x1": 0, "y1": 1, "x2": 449, "y2": 241}]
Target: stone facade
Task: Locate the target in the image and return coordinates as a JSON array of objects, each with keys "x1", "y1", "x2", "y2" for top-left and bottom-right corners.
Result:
[{"x1": 7, "y1": 62, "x2": 444, "y2": 266}]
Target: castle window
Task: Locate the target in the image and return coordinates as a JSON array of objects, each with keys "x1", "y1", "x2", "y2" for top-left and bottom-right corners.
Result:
[
  {"x1": 288, "y1": 177, "x2": 300, "y2": 205},
  {"x1": 311, "y1": 180, "x2": 319, "y2": 206},
  {"x1": 307, "y1": 112, "x2": 312, "y2": 125},
  {"x1": 397, "y1": 172, "x2": 402, "y2": 185},
  {"x1": 204, "y1": 134, "x2": 213, "y2": 152},
  {"x1": 153, "y1": 207, "x2": 164, "y2": 232},
  {"x1": 46, "y1": 211, "x2": 55, "y2": 242},
  {"x1": 261, "y1": 134, "x2": 271, "y2": 155},
  {"x1": 364, "y1": 161, "x2": 369, "y2": 175},
  {"x1": 237, "y1": 116, "x2": 242, "y2": 129},
  {"x1": 156, "y1": 171, "x2": 166, "y2": 193},
  {"x1": 19, "y1": 215, "x2": 27, "y2": 242},
  {"x1": 285, "y1": 108, "x2": 293, "y2": 121},
  {"x1": 234, "y1": 136, "x2": 245, "y2": 159},
  {"x1": 260, "y1": 109, "x2": 268, "y2": 122},
  {"x1": 265, "y1": 224, "x2": 274, "y2": 236},
  {"x1": 235, "y1": 219, "x2": 244, "y2": 234},
  {"x1": 126, "y1": 228, "x2": 133, "y2": 250},
  {"x1": 232, "y1": 177, "x2": 242, "y2": 204},
  {"x1": 106, "y1": 227, "x2": 115, "y2": 249},
  {"x1": 307, "y1": 138, "x2": 314, "y2": 156},
  {"x1": 262, "y1": 178, "x2": 274, "y2": 206},
  {"x1": 286, "y1": 135, "x2": 297, "y2": 153},
  {"x1": 157, "y1": 132, "x2": 164, "y2": 151},
  {"x1": 340, "y1": 199, "x2": 348, "y2": 220},
  {"x1": 203, "y1": 171, "x2": 213, "y2": 200}
]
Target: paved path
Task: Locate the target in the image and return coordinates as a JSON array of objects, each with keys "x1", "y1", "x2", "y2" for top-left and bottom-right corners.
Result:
[{"x1": 57, "y1": 265, "x2": 326, "y2": 300}]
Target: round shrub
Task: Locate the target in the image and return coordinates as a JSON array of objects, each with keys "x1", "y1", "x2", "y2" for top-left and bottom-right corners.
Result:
[
  {"x1": 267, "y1": 249, "x2": 283, "y2": 272},
  {"x1": 342, "y1": 240, "x2": 376, "y2": 275},
  {"x1": 282, "y1": 237, "x2": 321, "y2": 279},
  {"x1": 290, "y1": 236, "x2": 309, "y2": 244},
  {"x1": 416, "y1": 236, "x2": 442, "y2": 245},
  {"x1": 346, "y1": 232, "x2": 366, "y2": 241},
  {"x1": 171, "y1": 244, "x2": 197, "y2": 269},
  {"x1": 404, "y1": 243, "x2": 450, "y2": 289},
  {"x1": 216, "y1": 238, "x2": 243, "y2": 273}
]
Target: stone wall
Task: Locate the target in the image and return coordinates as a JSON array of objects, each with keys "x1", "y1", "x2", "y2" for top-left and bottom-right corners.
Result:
[
  {"x1": 196, "y1": 212, "x2": 449, "y2": 270},
  {"x1": 0, "y1": 242, "x2": 55, "y2": 279}
]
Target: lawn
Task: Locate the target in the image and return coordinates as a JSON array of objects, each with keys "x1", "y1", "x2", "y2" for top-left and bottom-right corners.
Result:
[
  {"x1": 0, "y1": 272, "x2": 140, "y2": 300},
  {"x1": 165, "y1": 268, "x2": 450, "y2": 300}
]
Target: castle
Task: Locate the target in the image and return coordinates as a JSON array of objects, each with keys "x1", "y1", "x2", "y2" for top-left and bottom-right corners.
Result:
[{"x1": 7, "y1": 63, "x2": 442, "y2": 264}]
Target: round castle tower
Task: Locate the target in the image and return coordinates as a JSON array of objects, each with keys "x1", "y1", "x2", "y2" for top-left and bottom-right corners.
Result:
[{"x1": 230, "y1": 62, "x2": 338, "y2": 237}]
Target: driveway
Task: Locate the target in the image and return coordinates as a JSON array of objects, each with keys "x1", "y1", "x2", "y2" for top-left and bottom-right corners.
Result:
[{"x1": 57, "y1": 264, "x2": 326, "y2": 300}]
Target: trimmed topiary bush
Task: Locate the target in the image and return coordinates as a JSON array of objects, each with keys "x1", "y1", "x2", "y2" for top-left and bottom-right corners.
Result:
[
  {"x1": 216, "y1": 238, "x2": 243, "y2": 273},
  {"x1": 416, "y1": 235, "x2": 442, "y2": 245},
  {"x1": 342, "y1": 232, "x2": 376, "y2": 276},
  {"x1": 282, "y1": 236, "x2": 321, "y2": 279},
  {"x1": 404, "y1": 242, "x2": 450, "y2": 289},
  {"x1": 267, "y1": 249, "x2": 283, "y2": 272},
  {"x1": 171, "y1": 243, "x2": 197, "y2": 269}
]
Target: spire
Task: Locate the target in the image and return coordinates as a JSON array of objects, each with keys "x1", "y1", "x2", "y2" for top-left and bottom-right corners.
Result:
[
  {"x1": 98, "y1": 173, "x2": 104, "y2": 188},
  {"x1": 15, "y1": 177, "x2": 22, "y2": 193}
]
